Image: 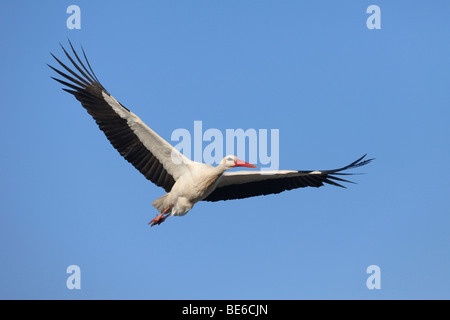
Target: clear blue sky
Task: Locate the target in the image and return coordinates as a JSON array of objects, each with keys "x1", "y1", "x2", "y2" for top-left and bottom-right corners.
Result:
[{"x1": 1, "y1": 1, "x2": 450, "y2": 299}]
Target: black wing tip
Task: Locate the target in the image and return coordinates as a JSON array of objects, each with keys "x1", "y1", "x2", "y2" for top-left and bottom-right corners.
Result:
[
  {"x1": 303, "y1": 154, "x2": 374, "y2": 189},
  {"x1": 300, "y1": 154, "x2": 374, "y2": 175},
  {"x1": 55, "y1": 39, "x2": 73, "y2": 56},
  {"x1": 326, "y1": 154, "x2": 374, "y2": 187},
  {"x1": 339, "y1": 154, "x2": 374, "y2": 171},
  {"x1": 49, "y1": 40, "x2": 102, "y2": 88}
]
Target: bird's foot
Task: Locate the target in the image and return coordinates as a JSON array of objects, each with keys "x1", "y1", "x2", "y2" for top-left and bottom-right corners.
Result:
[{"x1": 148, "y1": 207, "x2": 172, "y2": 227}]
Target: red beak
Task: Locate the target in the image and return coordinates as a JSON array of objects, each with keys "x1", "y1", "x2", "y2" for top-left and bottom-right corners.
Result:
[{"x1": 235, "y1": 159, "x2": 257, "y2": 168}]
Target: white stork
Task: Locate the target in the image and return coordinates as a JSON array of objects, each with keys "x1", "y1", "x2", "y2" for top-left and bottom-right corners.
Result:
[{"x1": 49, "y1": 41, "x2": 373, "y2": 227}]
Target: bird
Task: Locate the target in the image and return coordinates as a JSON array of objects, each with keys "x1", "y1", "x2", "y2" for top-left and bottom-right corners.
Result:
[{"x1": 48, "y1": 41, "x2": 373, "y2": 227}]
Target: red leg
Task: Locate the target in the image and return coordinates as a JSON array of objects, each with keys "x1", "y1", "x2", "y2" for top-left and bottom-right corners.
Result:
[{"x1": 148, "y1": 206, "x2": 172, "y2": 227}]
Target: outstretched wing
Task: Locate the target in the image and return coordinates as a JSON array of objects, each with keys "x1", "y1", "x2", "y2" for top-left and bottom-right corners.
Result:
[
  {"x1": 203, "y1": 155, "x2": 373, "y2": 202},
  {"x1": 49, "y1": 41, "x2": 190, "y2": 192}
]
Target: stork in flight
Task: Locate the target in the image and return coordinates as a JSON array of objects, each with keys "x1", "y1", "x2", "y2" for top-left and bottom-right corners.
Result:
[{"x1": 49, "y1": 41, "x2": 373, "y2": 227}]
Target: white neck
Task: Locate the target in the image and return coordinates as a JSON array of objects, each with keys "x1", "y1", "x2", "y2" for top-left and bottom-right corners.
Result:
[{"x1": 215, "y1": 162, "x2": 231, "y2": 175}]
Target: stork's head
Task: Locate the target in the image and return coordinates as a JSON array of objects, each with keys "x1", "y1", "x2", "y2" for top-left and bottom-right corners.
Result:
[{"x1": 221, "y1": 155, "x2": 257, "y2": 170}]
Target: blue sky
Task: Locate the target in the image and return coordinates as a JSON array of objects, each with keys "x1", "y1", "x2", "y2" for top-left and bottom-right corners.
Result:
[{"x1": 1, "y1": 1, "x2": 450, "y2": 299}]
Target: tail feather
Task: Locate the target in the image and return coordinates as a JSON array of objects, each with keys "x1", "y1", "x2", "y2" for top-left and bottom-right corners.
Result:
[{"x1": 152, "y1": 194, "x2": 170, "y2": 213}]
